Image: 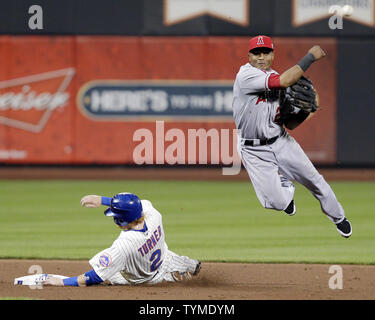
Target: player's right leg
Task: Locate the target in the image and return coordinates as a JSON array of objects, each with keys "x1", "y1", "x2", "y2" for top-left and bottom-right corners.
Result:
[
  {"x1": 106, "y1": 272, "x2": 131, "y2": 285},
  {"x1": 279, "y1": 173, "x2": 296, "y2": 215},
  {"x1": 240, "y1": 145, "x2": 294, "y2": 212}
]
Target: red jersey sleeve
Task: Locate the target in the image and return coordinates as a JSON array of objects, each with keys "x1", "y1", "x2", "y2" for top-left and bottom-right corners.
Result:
[{"x1": 268, "y1": 74, "x2": 281, "y2": 89}]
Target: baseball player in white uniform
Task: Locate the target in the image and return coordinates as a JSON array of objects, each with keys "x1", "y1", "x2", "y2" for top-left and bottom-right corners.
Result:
[
  {"x1": 233, "y1": 35, "x2": 352, "y2": 238},
  {"x1": 43, "y1": 192, "x2": 201, "y2": 287}
]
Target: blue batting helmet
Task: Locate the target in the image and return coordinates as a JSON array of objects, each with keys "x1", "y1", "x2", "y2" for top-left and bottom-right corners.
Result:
[{"x1": 104, "y1": 193, "x2": 143, "y2": 227}]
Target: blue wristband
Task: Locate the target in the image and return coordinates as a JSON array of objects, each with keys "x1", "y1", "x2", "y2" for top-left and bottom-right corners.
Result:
[
  {"x1": 101, "y1": 196, "x2": 112, "y2": 206},
  {"x1": 84, "y1": 269, "x2": 103, "y2": 286},
  {"x1": 63, "y1": 276, "x2": 79, "y2": 286}
]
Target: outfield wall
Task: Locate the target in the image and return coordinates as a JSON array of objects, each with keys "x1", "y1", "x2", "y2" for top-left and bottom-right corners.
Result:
[
  {"x1": 0, "y1": 36, "x2": 337, "y2": 165},
  {"x1": 0, "y1": 0, "x2": 374, "y2": 166}
]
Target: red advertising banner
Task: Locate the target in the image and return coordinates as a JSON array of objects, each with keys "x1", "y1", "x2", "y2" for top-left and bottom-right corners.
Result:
[
  {"x1": 0, "y1": 36, "x2": 337, "y2": 165},
  {"x1": 0, "y1": 36, "x2": 75, "y2": 163}
]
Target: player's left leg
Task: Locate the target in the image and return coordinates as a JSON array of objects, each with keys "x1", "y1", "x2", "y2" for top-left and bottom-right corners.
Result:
[
  {"x1": 150, "y1": 250, "x2": 200, "y2": 284},
  {"x1": 276, "y1": 134, "x2": 345, "y2": 224}
]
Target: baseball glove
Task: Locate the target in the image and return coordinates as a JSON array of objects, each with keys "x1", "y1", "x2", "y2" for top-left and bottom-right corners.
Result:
[{"x1": 283, "y1": 76, "x2": 318, "y2": 113}]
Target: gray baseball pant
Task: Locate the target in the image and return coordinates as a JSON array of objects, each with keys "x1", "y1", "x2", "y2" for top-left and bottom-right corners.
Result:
[{"x1": 238, "y1": 132, "x2": 345, "y2": 223}]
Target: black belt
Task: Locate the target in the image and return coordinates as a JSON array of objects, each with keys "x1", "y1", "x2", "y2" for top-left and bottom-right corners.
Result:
[{"x1": 244, "y1": 135, "x2": 279, "y2": 146}]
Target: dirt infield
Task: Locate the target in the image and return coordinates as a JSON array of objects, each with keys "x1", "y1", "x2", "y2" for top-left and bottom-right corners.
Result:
[
  {"x1": 1, "y1": 166, "x2": 375, "y2": 181},
  {"x1": 2, "y1": 259, "x2": 375, "y2": 300},
  {"x1": 2, "y1": 168, "x2": 374, "y2": 301}
]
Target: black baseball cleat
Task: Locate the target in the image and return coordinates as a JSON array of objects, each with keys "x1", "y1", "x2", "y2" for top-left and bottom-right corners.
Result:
[
  {"x1": 336, "y1": 218, "x2": 352, "y2": 238},
  {"x1": 284, "y1": 200, "x2": 296, "y2": 216},
  {"x1": 193, "y1": 261, "x2": 201, "y2": 276},
  {"x1": 185, "y1": 261, "x2": 201, "y2": 279}
]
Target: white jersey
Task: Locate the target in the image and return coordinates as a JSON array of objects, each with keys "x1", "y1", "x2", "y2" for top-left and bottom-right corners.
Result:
[
  {"x1": 232, "y1": 62, "x2": 284, "y2": 140},
  {"x1": 89, "y1": 200, "x2": 168, "y2": 285}
]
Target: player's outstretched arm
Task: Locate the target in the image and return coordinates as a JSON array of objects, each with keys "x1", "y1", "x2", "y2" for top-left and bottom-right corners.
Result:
[
  {"x1": 80, "y1": 195, "x2": 102, "y2": 208},
  {"x1": 279, "y1": 45, "x2": 326, "y2": 88},
  {"x1": 44, "y1": 270, "x2": 103, "y2": 287},
  {"x1": 43, "y1": 275, "x2": 71, "y2": 286},
  {"x1": 80, "y1": 195, "x2": 112, "y2": 208}
]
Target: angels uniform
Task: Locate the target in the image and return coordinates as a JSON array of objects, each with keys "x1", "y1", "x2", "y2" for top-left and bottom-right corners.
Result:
[
  {"x1": 89, "y1": 200, "x2": 198, "y2": 285},
  {"x1": 233, "y1": 61, "x2": 346, "y2": 224}
]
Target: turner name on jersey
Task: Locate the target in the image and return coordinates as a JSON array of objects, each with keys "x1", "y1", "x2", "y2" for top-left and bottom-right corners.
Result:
[{"x1": 138, "y1": 225, "x2": 162, "y2": 257}]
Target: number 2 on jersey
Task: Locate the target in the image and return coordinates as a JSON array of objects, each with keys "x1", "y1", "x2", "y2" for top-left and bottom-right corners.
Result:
[{"x1": 150, "y1": 249, "x2": 163, "y2": 272}]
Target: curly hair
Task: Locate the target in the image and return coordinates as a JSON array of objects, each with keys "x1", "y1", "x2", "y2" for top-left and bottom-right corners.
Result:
[{"x1": 121, "y1": 214, "x2": 145, "y2": 230}]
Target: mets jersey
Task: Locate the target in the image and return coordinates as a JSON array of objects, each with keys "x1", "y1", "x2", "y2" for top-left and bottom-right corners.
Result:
[
  {"x1": 89, "y1": 200, "x2": 168, "y2": 285},
  {"x1": 232, "y1": 62, "x2": 285, "y2": 140}
]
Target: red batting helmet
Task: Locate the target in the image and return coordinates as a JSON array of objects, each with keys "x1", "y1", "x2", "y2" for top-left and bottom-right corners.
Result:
[{"x1": 249, "y1": 35, "x2": 274, "y2": 52}]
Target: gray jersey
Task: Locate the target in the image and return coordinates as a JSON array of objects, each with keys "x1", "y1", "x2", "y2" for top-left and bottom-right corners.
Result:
[
  {"x1": 232, "y1": 62, "x2": 284, "y2": 140},
  {"x1": 234, "y1": 63, "x2": 345, "y2": 227},
  {"x1": 89, "y1": 200, "x2": 168, "y2": 285}
]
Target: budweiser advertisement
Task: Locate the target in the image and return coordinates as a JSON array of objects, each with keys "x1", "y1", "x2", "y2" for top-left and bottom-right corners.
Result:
[
  {"x1": 0, "y1": 36, "x2": 337, "y2": 165},
  {"x1": 0, "y1": 68, "x2": 74, "y2": 133},
  {"x1": 0, "y1": 36, "x2": 76, "y2": 163}
]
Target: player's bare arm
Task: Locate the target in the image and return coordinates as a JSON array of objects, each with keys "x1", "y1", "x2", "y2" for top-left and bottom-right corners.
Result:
[
  {"x1": 279, "y1": 45, "x2": 326, "y2": 88},
  {"x1": 44, "y1": 274, "x2": 87, "y2": 286},
  {"x1": 80, "y1": 194, "x2": 109, "y2": 208}
]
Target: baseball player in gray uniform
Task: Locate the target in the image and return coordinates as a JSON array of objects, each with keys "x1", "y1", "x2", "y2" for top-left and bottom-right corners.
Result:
[
  {"x1": 43, "y1": 192, "x2": 201, "y2": 287},
  {"x1": 233, "y1": 35, "x2": 352, "y2": 238}
]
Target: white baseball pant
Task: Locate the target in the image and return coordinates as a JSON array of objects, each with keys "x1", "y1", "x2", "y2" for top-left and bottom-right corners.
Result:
[{"x1": 107, "y1": 250, "x2": 198, "y2": 285}]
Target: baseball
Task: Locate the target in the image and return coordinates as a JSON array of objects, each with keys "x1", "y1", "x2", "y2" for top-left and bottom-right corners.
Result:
[{"x1": 342, "y1": 5, "x2": 354, "y2": 17}]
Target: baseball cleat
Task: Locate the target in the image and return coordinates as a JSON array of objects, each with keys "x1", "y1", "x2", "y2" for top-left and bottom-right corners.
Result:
[
  {"x1": 336, "y1": 218, "x2": 352, "y2": 238},
  {"x1": 178, "y1": 261, "x2": 201, "y2": 281},
  {"x1": 284, "y1": 200, "x2": 296, "y2": 216},
  {"x1": 193, "y1": 261, "x2": 201, "y2": 276}
]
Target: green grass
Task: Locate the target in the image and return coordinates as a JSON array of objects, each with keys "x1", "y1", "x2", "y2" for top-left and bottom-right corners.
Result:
[{"x1": 0, "y1": 179, "x2": 374, "y2": 264}]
